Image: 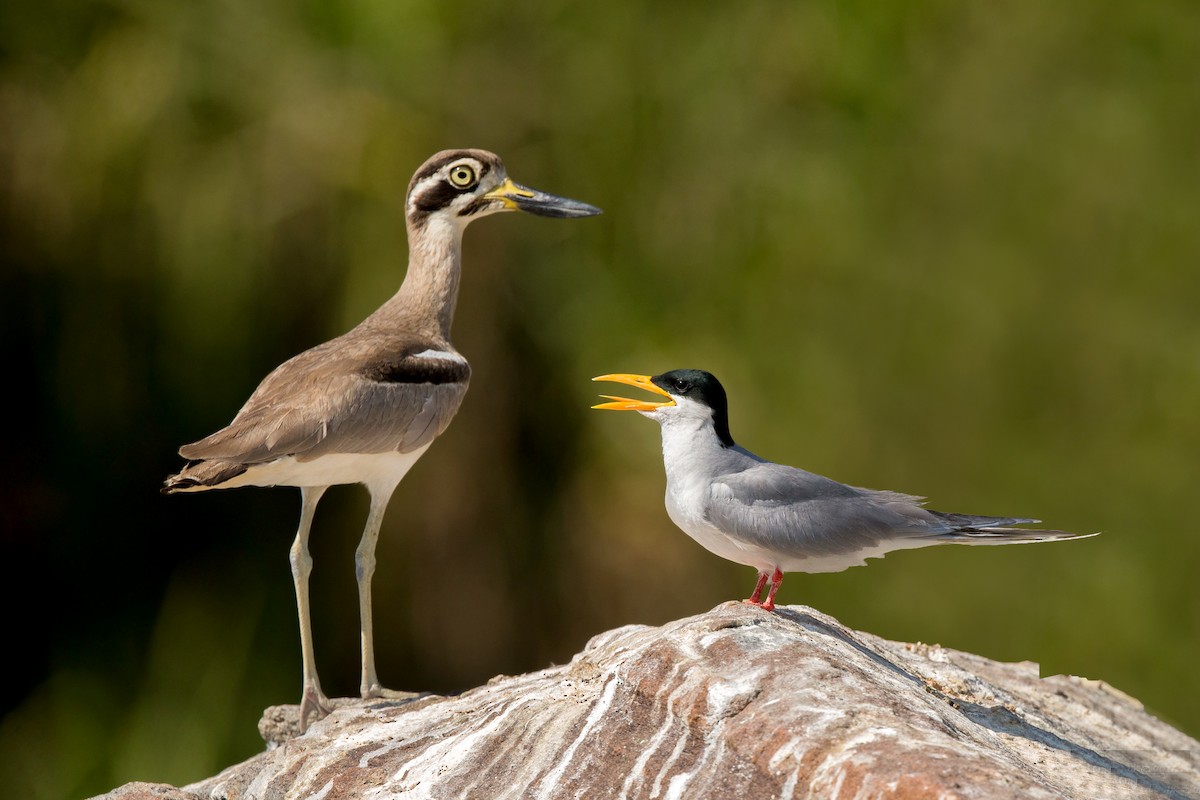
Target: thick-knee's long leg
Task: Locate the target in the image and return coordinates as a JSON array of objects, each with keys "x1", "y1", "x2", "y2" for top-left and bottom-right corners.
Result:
[
  {"x1": 292, "y1": 485, "x2": 331, "y2": 731},
  {"x1": 356, "y1": 483, "x2": 398, "y2": 699}
]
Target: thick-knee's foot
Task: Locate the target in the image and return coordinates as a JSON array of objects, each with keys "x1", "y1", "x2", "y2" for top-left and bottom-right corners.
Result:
[
  {"x1": 360, "y1": 684, "x2": 426, "y2": 703},
  {"x1": 361, "y1": 682, "x2": 383, "y2": 700},
  {"x1": 299, "y1": 685, "x2": 332, "y2": 732}
]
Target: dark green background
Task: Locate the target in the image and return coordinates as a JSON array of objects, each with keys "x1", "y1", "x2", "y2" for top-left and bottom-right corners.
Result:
[{"x1": 3, "y1": 2, "x2": 1198, "y2": 797}]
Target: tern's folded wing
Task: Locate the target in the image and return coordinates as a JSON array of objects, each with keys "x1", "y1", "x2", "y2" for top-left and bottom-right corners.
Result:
[{"x1": 706, "y1": 463, "x2": 935, "y2": 559}]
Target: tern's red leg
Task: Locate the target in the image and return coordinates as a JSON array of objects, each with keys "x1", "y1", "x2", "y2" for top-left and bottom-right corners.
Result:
[
  {"x1": 743, "y1": 571, "x2": 770, "y2": 606},
  {"x1": 760, "y1": 568, "x2": 785, "y2": 612}
]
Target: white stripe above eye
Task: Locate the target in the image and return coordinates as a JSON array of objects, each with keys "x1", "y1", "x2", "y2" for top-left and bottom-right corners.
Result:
[{"x1": 412, "y1": 349, "x2": 467, "y2": 364}]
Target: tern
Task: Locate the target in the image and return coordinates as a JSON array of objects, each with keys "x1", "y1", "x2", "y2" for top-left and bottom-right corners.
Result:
[
  {"x1": 593, "y1": 369, "x2": 1093, "y2": 612},
  {"x1": 164, "y1": 149, "x2": 600, "y2": 730}
]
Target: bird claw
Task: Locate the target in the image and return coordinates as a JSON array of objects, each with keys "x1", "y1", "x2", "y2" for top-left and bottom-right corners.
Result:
[{"x1": 299, "y1": 686, "x2": 333, "y2": 732}]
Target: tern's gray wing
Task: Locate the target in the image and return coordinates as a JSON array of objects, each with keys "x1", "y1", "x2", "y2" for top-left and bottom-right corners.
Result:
[
  {"x1": 706, "y1": 461, "x2": 941, "y2": 559},
  {"x1": 179, "y1": 335, "x2": 469, "y2": 465}
]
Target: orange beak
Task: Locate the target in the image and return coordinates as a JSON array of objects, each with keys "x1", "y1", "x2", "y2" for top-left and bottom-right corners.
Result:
[{"x1": 591, "y1": 373, "x2": 675, "y2": 411}]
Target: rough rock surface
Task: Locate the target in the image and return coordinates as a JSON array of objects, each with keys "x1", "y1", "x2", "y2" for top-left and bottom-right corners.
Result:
[{"x1": 94, "y1": 603, "x2": 1199, "y2": 800}]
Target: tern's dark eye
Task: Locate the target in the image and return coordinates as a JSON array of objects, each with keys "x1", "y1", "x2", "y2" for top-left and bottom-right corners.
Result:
[
  {"x1": 447, "y1": 163, "x2": 478, "y2": 189},
  {"x1": 673, "y1": 378, "x2": 691, "y2": 392}
]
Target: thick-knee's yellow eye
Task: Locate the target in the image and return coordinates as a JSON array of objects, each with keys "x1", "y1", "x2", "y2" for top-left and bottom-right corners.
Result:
[{"x1": 447, "y1": 163, "x2": 478, "y2": 189}]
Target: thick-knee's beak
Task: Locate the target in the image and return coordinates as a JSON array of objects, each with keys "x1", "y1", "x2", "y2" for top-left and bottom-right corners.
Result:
[
  {"x1": 484, "y1": 178, "x2": 602, "y2": 218},
  {"x1": 592, "y1": 373, "x2": 675, "y2": 411}
]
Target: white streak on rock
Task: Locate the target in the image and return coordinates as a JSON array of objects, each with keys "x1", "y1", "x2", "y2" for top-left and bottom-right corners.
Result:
[
  {"x1": 618, "y1": 659, "x2": 687, "y2": 799},
  {"x1": 651, "y1": 721, "x2": 692, "y2": 800},
  {"x1": 534, "y1": 673, "x2": 620, "y2": 800},
  {"x1": 388, "y1": 694, "x2": 534, "y2": 791},
  {"x1": 704, "y1": 668, "x2": 764, "y2": 721}
]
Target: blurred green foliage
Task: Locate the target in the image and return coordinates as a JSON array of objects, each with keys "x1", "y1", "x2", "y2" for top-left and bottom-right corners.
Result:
[{"x1": 2, "y1": 1, "x2": 1198, "y2": 796}]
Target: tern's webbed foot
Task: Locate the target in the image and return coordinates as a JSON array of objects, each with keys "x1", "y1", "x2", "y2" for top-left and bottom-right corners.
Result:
[{"x1": 743, "y1": 598, "x2": 777, "y2": 612}]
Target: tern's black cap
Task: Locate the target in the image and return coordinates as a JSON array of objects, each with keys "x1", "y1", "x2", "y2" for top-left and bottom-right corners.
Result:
[{"x1": 651, "y1": 369, "x2": 734, "y2": 447}]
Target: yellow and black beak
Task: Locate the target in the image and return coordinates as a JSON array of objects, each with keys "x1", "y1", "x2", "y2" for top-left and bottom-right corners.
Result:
[
  {"x1": 484, "y1": 178, "x2": 602, "y2": 218},
  {"x1": 592, "y1": 373, "x2": 676, "y2": 412}
]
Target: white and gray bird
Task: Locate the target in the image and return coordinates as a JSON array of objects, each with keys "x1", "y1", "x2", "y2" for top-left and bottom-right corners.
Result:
[
  {"x1": 164, "y1": 149, "x2": 600, "y2": 730},
  {"x1": 593, "y1": 369, "x2": 1094, "y2": 611}
]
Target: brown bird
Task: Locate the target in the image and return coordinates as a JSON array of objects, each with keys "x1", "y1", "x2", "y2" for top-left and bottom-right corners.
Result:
[{"x1": 165, "y1": 149, "x2": 600, "y2": 730}]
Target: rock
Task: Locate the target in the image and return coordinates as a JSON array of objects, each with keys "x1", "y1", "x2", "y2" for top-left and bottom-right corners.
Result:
[
  {"x1": 90, "y1": 783, "x2": 206, "y2": 800},
  {"x1": 94, "y1": 603, "x2": 1199, "y2": 800},
  {"x1": 256, "y1": 693, "x2": 431, "y2": 746}
]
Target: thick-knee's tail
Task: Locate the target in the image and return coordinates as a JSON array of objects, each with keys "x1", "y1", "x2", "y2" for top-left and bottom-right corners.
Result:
[{"x1": 162, "y1": 460, "x2": 247, "y2": 494}]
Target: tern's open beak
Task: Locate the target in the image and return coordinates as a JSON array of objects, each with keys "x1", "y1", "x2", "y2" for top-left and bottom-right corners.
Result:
[
  {"x1": 591, "y1": 373, "x2": 675, "y2": 411},
  {"x1": 484, "y1": 178, "x2": 602, "y2": 218}
]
